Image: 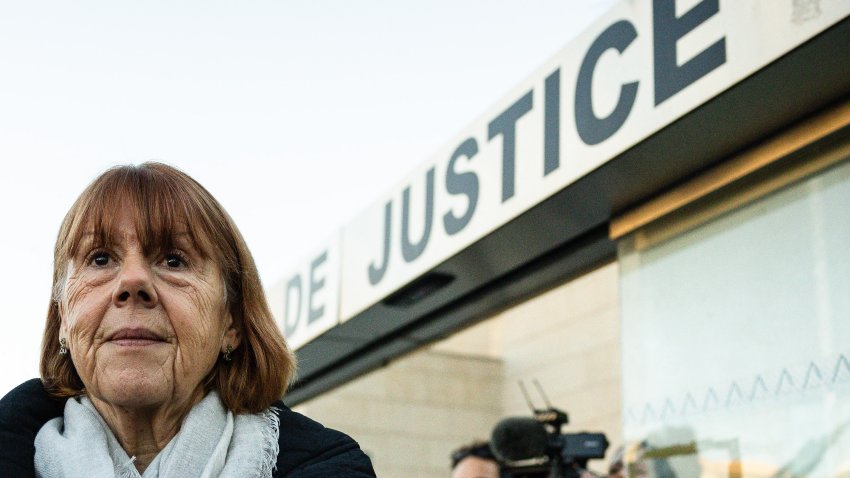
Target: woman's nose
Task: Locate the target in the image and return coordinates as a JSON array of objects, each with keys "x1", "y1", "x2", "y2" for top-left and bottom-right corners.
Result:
[{"x1": 113, "y1": 257, "x2": 158, "y2": 308}]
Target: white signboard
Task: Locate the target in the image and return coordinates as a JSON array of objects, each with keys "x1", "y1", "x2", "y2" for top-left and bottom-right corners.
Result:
[
  {"x1": 338, "y1": 0, "x2": 850, "y2": 321},
  {"x1": 270, "y1": 236, "x2": 341, "y2": 350}
]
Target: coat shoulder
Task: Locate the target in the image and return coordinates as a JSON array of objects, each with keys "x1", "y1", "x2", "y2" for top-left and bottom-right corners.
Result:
[
  {"x1": 273, "y1": 401, "x2": 376, "y2": 477},
  {"x1": 0, "y1": 379, "x2": 67, "y2": 477},
  {"x1": 0, "y1": 382, "x2": 376, "y2": 477}
]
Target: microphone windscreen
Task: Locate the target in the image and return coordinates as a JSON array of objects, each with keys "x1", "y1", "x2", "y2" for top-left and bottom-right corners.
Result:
[{"x1": 490, "y1": 417, "x2": 549, "y2": 462}]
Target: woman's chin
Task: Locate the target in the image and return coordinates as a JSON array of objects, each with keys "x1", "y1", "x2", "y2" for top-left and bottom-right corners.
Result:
[{"x1": 92, "y1": 365, "x2": 176, "y2": 409}]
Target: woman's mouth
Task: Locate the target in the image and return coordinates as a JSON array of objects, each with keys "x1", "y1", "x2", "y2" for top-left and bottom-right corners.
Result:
[{"x1": 109, "y1": 328, "x2": 166, "y2": 346}]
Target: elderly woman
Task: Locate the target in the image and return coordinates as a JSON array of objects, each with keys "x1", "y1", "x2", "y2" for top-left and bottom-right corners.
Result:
[{"x1": 0, "y1": 163, "x2": 375, "y2": 477}]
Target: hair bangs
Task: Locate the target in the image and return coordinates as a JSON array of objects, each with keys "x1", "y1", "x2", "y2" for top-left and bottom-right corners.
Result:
[{"x1": 59, "y1": 165, "x2": 217, "y2": 266}]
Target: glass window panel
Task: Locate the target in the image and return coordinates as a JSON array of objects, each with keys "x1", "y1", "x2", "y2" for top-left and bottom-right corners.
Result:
[{"x1": 619, "y1": 156, "x2": 850, "y2": 478}]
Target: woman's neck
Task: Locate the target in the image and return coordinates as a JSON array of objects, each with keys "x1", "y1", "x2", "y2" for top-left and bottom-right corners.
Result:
[{"x1": 87, "y1": 390, "x2": 204, "y2": 473}]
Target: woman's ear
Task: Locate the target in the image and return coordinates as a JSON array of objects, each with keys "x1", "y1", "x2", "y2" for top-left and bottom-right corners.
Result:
[{"x1": 222, "y1": 311, "x2": 241, "y2": 349}]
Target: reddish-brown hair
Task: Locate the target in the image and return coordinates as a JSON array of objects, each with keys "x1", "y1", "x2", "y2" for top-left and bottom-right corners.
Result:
[{"x1": 40, "y1": 162, "x2": 295, "y2": 413}]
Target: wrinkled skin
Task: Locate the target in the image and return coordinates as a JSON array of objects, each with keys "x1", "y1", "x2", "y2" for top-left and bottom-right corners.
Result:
[{"x1": 58, "y1": 210, "x2": 239, "y2": 471}]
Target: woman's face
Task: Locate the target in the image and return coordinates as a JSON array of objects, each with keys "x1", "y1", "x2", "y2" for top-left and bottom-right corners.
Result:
[{"x1": 59, "y1": 209, "x2": 237, "y2": 410}]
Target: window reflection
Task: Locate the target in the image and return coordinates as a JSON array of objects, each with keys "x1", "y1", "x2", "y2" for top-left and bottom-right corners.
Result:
[{"x1": 619, "y1": 158, "x2": 850, "y2": 478}]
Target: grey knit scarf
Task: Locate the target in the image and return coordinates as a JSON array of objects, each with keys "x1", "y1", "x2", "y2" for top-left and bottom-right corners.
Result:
[{"x1": 34, "y1": 391, "x2": 279, "y2": 478}]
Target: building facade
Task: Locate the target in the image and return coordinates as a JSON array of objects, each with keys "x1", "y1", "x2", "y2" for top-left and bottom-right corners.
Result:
[{"x1": 271, "y1": 1, "x2": 850, "y2": 476}]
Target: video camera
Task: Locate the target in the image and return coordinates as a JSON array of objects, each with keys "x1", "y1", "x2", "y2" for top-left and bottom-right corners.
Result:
[{"x1": 489, "y1": 381, "x2": 609, "y2": 478}]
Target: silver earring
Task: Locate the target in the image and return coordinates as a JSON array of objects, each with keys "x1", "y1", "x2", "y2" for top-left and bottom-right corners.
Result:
[
  {"x1": 223, "y1": 345, "x2": 233, "y2": 362},
  {"x1": 59, "y1": 338, "x2": 68, "y2": 356}
]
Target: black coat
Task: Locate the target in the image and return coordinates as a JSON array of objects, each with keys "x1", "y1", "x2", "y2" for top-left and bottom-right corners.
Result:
[{"x1": 0, "y1": 379, "x2": 376, "y2": 477}]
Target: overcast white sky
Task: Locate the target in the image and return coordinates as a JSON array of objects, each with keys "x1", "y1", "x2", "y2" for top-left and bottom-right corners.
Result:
[{"x1": 0, "y1": 0, "x2": 616, "y2": 395}]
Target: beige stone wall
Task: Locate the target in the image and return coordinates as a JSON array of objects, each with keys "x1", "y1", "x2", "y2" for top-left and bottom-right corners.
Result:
[
  {"x1": 495, "y1": 262, "x2": 622, "y2": 475},
  {"x1": 295, "y1": 261, "x2": 621, "y2": 476},
  {"x1": 294, "y1": 351, "x2": 505, "y2": 477}
]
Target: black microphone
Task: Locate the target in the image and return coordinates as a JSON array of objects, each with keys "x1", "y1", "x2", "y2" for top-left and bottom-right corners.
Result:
[{"x1": 490, "y1": 416, "x2": 549, "y2": 462}]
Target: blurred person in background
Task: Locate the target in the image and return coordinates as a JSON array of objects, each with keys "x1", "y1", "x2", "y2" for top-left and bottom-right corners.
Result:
[
  {"x1": 607, "y1": 446, "x2": 625, "y2": 478},
  {"x1": 451, "y1": 440, "x2": 502, "y2": 478}
]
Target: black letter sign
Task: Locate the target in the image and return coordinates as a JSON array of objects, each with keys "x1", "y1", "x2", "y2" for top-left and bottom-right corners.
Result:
[
  {"x1": 544, "y1": 69, "x2": 560, "y2": 176},
  {"x1": 307, "y1": 251, "x2": 327, "y2": 324},
  {"x1": 575, "y1": 20, "x2": 639, "y2": 146},
  {"x1": 401, "y1": 167, "x2": 435, "y2": 263},
  {"x1": 653, "y1": 0, "x2": 726, "y2": 105},
  {"x1": 368, "y1": 201, "x2": 392, "y2": 285},
  {"x1": 283, "y1": 274, "x2": 302, "y2": 337},
  {"x1": 488, "y1": 90, "x2": 533, "y2": 202},
  {"x1": 444, "y1": 138, "x2": 480, "y2": 236}
]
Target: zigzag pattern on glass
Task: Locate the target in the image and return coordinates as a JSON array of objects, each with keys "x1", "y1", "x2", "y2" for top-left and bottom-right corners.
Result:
[{"x1": 625, "y1": 353, "x2": 850, "y2": 426}]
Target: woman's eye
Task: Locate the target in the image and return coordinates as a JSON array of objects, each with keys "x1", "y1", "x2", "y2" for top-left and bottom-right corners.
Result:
[
  {"x1": 164, "y1": 253, "x2": 186, "y2": 268},
  {"x1": 90, "y1": 252, "x2": 110, "y2": 266}
]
